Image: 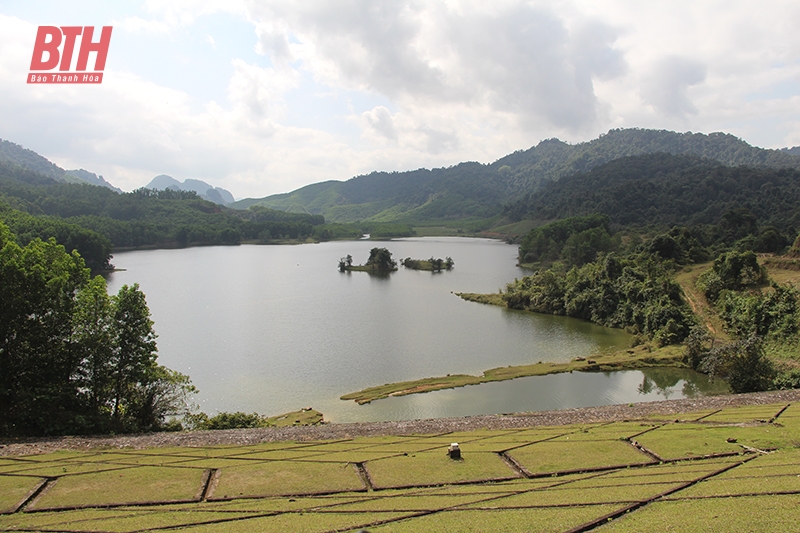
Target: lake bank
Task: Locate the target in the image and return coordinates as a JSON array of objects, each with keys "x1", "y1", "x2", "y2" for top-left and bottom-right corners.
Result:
[
  {"x1": 105, "y1": 239, "x2": 717, "y2": 423},
  {"x1": 341, "y1": 344, "x2": 688, "y2": 404},
  {"x1": 4, "y1": 389, "x2": 796, "y2": 454}
]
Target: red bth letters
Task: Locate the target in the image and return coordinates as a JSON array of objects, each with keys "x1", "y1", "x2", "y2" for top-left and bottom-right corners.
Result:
[{"x1": 28, "y1": 26, "x2": 112, "y2": 84}]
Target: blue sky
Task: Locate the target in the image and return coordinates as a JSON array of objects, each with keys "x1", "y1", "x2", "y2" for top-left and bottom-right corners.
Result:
[{"x1": 1, "y1": 1, "x2": 799, "y2": 199}]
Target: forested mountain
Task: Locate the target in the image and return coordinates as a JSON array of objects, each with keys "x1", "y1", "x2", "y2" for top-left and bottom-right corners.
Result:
[
  {"x1": 64, "y1": 169, "x2": 122, "y2": 193},
  {"x1": 235, "y1": 128, "x2": 800, "y2": 223},
  {"x1": 145, "y1": 175, "x2": 235, "y2": 205},
  {"x1": 0, "y1": 139, "x2": 121, "y2": 192},
  {"x1": 235, "y1": 162, "x2": 508, "y2": 223},
  {"x1": 492, "y1": 129, "x2": 800, "y2": 195},
  {"x1": 504, "y1": 153, "x2": 800, "y2": 234},
  {"x1": 0, "y1": 159, "x2": 328, "y2": 269}
]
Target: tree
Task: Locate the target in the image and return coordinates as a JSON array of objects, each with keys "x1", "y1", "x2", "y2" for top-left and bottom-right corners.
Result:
[
  {"x1": 698, "y1": 250, "x2": 766, "y2": 302},
  {"x1": 0, "y1": 225, "x2": 89, "y2": 435},
  {"x1": 110, "y1": 284, "x2": 158, "y2": 427},
  {"x1": 72, "y1": 276, "x2": 115, "y2": 430},
  {"x1": 338, "y1": 254, "x2": 353, "y2": 272},
  {"x1": 700, "y1": 336, "x2": 776, "y2": 393},
  {"x1": 366, "y1": 247, "x2": 397, "y2": 271},
  {"x1": 0, "y1": 221, "x2": 195, "y2": 436}
]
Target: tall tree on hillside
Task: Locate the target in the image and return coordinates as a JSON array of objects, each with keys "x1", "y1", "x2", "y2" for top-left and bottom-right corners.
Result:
[
  {"x1": 110, "y1": 284, "x2": 158, "y2": 425},
  {"x1": 0, "y1": 222, "x2": 194, "y2": 436},
  {"x1": 0, "y1": 225, "x2": 89, "y2": 435}
]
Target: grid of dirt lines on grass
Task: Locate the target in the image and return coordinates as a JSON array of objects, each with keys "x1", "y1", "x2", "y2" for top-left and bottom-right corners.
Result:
[{"x1": 0, "y1": 402, "x2": 798, "y2": 532}]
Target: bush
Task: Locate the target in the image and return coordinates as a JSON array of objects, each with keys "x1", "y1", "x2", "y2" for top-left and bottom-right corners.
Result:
[
  {"x1": 188, "y1": 411, "x2": 271, "y2": 430},
  {"x1": 699, "y1": 337, "x2": 776, "y2": 393},
  {"x1": 698, "y1": 250, "x2": 766, "y2": 302},
  {"x1": 773, "y1": 368, "x2": 800, "y2": 390}
]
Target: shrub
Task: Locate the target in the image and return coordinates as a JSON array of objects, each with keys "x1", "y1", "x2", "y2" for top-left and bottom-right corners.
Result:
[{"x1": 699, "y1": 337, "x2": 776, "y2": 393}]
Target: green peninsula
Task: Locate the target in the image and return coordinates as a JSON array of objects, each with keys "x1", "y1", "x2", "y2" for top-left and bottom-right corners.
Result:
[{"x1": 341, "y1": 343, "x2": 685, "y2": 404}]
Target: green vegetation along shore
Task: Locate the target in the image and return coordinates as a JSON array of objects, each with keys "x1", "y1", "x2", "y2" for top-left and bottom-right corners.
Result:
[
  {"x1": 1, "y1": 395, "x2": 799, "y2": 532},
  {"x1": 342, "y1": 252, "x2": 800, "y2": 405},
  {"x1": 341, "y1": 344, "x2": 684, "y2": 404}
]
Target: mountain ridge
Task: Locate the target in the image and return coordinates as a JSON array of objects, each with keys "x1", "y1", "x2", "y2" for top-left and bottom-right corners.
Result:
[
  {"x1": 233, "y1": 128, "x2": 800, "y2": 223},
  {"x1": 145, "y1": 174, "x2": 235, "y2": 205},
  {"x1": 0, "y1": 139, "x2": 122, "y2": 193}
]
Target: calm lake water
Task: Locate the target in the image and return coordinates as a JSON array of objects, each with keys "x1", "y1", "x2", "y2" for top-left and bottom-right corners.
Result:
[{"x1": 106, "y1": 238, "x2": 727, "y2": 422}]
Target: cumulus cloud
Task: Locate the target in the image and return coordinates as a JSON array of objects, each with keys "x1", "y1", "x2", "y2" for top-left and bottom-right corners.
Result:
[
  {"x1": 361, "y1": 106, "x2": 398, "y2": 142},
  {"x1": 226, "y1": 59, "x2": 299, "y2": 134},
  {"x1": 2, "y1": 2, "x2": 800, "y2": 198},
  {"x1": 641, "y1": 56, "x2": 707, "y2": 117},
  {"x1": 247, "y1": 1, "x2": 626, "y2": 132}
]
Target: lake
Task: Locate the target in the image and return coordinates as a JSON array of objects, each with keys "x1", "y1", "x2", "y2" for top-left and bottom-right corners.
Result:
[{"x1": 106, "y1": 237, "x2": 727, "y2": 422}]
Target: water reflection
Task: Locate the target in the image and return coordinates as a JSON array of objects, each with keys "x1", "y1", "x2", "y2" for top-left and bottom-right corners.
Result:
[
  {"x1": 335, "y1": 368, "x2": 730, "y2": 422},
  {"x1": 105, "y1": 239, "x2": 727, "y2": 423},
  {"x1": 636, "y1": 367, "x2": 728, "y2": 400}
]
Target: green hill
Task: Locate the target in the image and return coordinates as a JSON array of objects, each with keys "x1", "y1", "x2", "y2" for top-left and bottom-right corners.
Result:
[
  {"x1": 0, "y1": 139, "x2": 121, "y2": 192},
  {"x1": 235, "y1": 163, "x2": 507, "y2": 223},
  {"x1": 234, "y1": 129, "x2": 800, "y2": 224},
  {"x1": 504, "y1": 152, "x2": 800, "y2": 233},
  {"x1": 0, "y1": 158, "x2": 329, "y2": 266}
]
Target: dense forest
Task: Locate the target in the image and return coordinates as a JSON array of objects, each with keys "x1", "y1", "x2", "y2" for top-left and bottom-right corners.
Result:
[
  {"x1": 0, "y1": 222, "x2": 194, "y2": 436},
  {"x1": 0, "y1": 159, "x2": 384, "y2": 271},
  {"x1": 503, "y1": 153, "x2": 800, "y2": 234},
  {"x1": 237, "y1": 128, "x2": 800, "y2": 224}
]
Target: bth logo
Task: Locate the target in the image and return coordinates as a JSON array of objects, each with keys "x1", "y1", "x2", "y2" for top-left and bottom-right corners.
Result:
[{"x1": 28, "y1": 26, "x2": 112, "y2": 84}]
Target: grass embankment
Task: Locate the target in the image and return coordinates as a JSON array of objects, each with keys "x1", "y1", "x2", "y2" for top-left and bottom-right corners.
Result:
[
  {"x1": 2, "y1": 399, "x2": 799, "y2": 532},
  {"x1": 265, "y1": 408, "x2": 324, "y2": 427},
  {"x1": 341, "y1": 343, "x2": 684, "y2": 405},
  {"x1": 342, "y1": 265, "x2": 397, "y2": 272}
]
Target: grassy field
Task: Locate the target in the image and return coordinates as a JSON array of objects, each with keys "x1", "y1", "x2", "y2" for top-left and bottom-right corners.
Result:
[{"x1": 1, "y1": 400, "x2": 799, "y2": 532}]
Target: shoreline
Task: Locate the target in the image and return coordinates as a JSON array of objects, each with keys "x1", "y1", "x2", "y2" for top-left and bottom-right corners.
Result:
[
  {"x1": 3, "y1": 389, "x2": 799, "y2": 456},
  {"x1": 341, "y1": 337, "x2": 685, "y2": 404}
]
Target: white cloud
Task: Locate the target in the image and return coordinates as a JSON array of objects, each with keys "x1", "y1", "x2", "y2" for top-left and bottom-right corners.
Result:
[
  {"x1": 361, "y1": 106, "x2": 398, "y2": 142},
  {"x1": 2, "y1": 2, "x2": 800, "y2": 199},
  {"x1": 117, "y1": 15, "x2": 173, "y2": 34},
  {"x1": 641, "y1": 56, "x2": 707, "y2": 117},
  {"x1": 248, "y1": 1, "x2": 627, "y2": 133}
]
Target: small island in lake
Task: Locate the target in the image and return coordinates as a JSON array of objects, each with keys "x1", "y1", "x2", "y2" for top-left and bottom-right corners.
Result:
[
  {"x1": 401, "y1": 256, "x2": 454, "y2": 271},
  {"x1": 339, "y1": 247, "x2": 398, "y2": 272}
]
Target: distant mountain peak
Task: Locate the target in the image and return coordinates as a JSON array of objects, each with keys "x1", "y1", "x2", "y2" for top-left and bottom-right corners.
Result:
[
  {"x1": 145, "y1": 175, "x2": 235, "y2": 205},
  {"x1": 0, "y1": 138, "x2": 122, "y2": 192},
  {"x1": 65, "y1": 169, "x2": 123, "y2": 193}
]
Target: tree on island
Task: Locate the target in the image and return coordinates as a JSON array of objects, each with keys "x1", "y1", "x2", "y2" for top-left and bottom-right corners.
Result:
[
  {"x1": 366, "y1": 247, "x2": 397, "y2": 271},
  {"x1": 338, "y1": 254, "x2": 353, "y2": 272},
  {"x1": 401, "y1": 256, "x2": 454, "y2": 272},
  {"x1": 339, "y1": 248, "x2": 397, "y2": 272}
]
